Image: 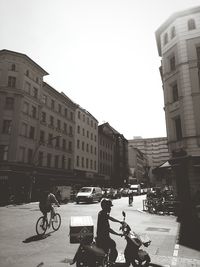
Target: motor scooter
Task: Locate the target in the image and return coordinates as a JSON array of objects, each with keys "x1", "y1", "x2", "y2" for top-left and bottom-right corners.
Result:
[
  {"x1": 120, "y1": 211, "x2": 151, "y2": 266},
  {"x1": 69, "y1": 211, "x2": 151, "y2": 267}
]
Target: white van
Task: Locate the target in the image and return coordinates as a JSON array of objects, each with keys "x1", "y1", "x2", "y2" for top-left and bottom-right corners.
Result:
[{"x1": 76, "y1": 187, "x2": 103, "y2": 204}]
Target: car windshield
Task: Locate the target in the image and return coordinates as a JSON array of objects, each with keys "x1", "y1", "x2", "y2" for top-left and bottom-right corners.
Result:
[{"x1": 80, "y1": 188, "x2": 92, "y2": 192}]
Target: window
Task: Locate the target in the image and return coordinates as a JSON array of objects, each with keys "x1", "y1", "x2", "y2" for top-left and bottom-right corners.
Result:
[
  {"x1": 171, "y1": 26, "x2": 176, "y2": 39},
  {"x1": 41, "y1": 95, "x2": 47, "y2": 104},
  {"x1": 86, "y1": 143, "x2": 89, "y2": 152},
  {"x1": 58, "y1": 104, "x2": 62, "y2": 114},
  {"x1": 24, "y1": 81, "x2": 31, "y2": 93},
  {"x1": 62, "y1": 139, "x2": 66, "y2": 150},
  {"x1": 62, "y1": 155, "x2": 66, "y2": 169},
  {"x1": 90, "y1": 159, "x2": 93, "y2": 169},
  {"x1": 33, "y1": 87, "x2": 38, "y2": 98},
  {"x1": 31, "y1": 106, "x2": 37, "y2": 118},
  {"x1": 21, "y1": 123, "x2": 28, "y2": 136},
  {"x1": 27, "y1": 148, "x2": 33, "y2": 163},
  {"x1": 82, "y1": 128, "x2": 85, "y2": 136},
  {"x1": 19, "y1": 147, "x2": 25, "y2": 162},
  {"x1": 86, "y1": 158, "x2": 89, "y2": 169},
  {"x1": 69, "y1": 126, "x2": 73, "y2": 135},
  {"x1": 55, "y1": 136, "x2": 60, "y2": 148},
  {"x1": 78, "y1": 111, "x2": 80, "y2": 119},
  {"x1": 68, "y1": 158, "x2": 71, "y2": 170},
  {"x1": 41, "y1": 111, "x2": 46, "y2": 123},
  {"x1": 164, "y1": 33, "x2": 168, "y2": 45},
  {"x1": 82, "y1": 141, "x2": 85, "y2": 151},
  {"x1": 169, "y1": 56, "x2": 176, "y2": 71},
  {"x1": 90, "y1": 145, "x2": 93, "y2": 154},
  {"x1": 2, "y1": 120, "x2": 12, "y2": 134},
  {"x1": 0, "y1": 145, "x2": 8, "y2": 161},
  {"x1": 8, "y1": 76, "x2": 16, "y2": 88},
  {"x1": 47, "y1": 153, "x2": 52, "y2": 167},
  {"x1": 50, "y1": 115, "x2": 54, "y2": 127},
  {"x1": 26, "y1": 70, "x2": 29, "y2": 77},
  {"x1": 51, "y1": 99, "x2": 55, "y2": 109},
  {"x1": 40, "y1": 130, "x2": 45, "y2": 143},
  {"x1": 29, "y1": 126, "x2": 35, "y2": 139},
  {"x1": 48, "y1": 133, "x2": 53, "y2": 145},
  {"x1": 5, "y1": 97, "x2": 14, "y2": 109},
  {"x1": 64, "y1": 108, "x2": 68, "y2": 118},
  {"x1": 172, "y1": 83, "x2": 179, "y2": 102},
  {"x1": 76, "y1": 156, "x2": 79, "y2": 167},
  {"x1": 91, "y1": 133, "x2": 93, "y2": 140},
  {"x1": 23, "y1": 102, "x2": 29, "y2": 114},
  {"x1": 77, "y1": 139, "x2": 80, "y2": 149},
  {"x1": 83, "y1": 114, "x2": 85, "y2": 122},
  {"x1": 87, "y1": 130, "x2": 89, "y2": 138},
  {"x1": 55, "y1": 155, "x2": 59, "y2": 168},
  {"x1": 70, "y1": 112, "x2": 73, "y2": 121},
  {"x1": 82, "y1": 157, "x2": 84, "y2": 168},
  {"x1": 174, "y1": 116, "x2": 182, "y2": 141},
  {"x1": 77, "y1": 125, "x2": 80, "y2": 134},
  {"x1": 38, "y1": 151, "x2": 43, "y2": 166},
  {"x1": 188, "y1": 19, "x2": 196, "y2": 30},
  {"x1": 11, "y1": 64, "x2": 16, "y2": 71},
  {"x1": 64, "y1": 122, "x2": 67, "y2": 133},
  {"x1": 68, "y1": 141, "x2": 72, "y2": 152},
  {"x1": 57, "y1": 119, "x2": 61, "y2": 130}
]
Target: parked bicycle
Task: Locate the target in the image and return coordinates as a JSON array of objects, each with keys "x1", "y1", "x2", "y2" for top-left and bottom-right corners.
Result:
[{"x1": 36, "y1": 206, "x2": 61, "y2": 235}]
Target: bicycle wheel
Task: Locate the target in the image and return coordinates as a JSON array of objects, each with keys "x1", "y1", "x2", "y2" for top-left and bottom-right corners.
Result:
[
  {"x1": 36, "y1": 216, "x2": 48, "y2": 235},
  {"x1": 52, "y1": 213, "x2": 61, "y2": 231}
]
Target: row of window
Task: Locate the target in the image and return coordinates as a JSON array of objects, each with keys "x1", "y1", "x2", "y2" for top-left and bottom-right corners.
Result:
[
  {"x1": 77, "y1": 125, "x2": 97, "y2": 141},
  {"x1": 76, "y1": 139, "x2": 97, "y2": 155},
  {"x1": 99, "y1": 150, "x2": 113, "y2": 161},
  {"x1": 18, "y1": 146, "x2": 71, "y2": 169},
  {"x1": 10, "y1": 63, "x2": 40, "y2": 84},
  {"x1": 42, "y1": 94, "x2": 74, "y2": 121},
  {"x1": 163, "y1": 18, "x2": 197, "y2": 46},
  {"x1": 76, "y1": 155, "x2": 97, "y2": 170},
  {"x1": 99, "y1": 138, "x2": 114, "y2": 149},
  {"x1": 77, "y1": 110, "x2": 97, "y2": 129}
]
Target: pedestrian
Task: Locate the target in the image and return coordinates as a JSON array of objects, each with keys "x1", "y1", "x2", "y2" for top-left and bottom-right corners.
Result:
[{"x1": 128, "y1": 190, "x2": 134, "y2": 206}]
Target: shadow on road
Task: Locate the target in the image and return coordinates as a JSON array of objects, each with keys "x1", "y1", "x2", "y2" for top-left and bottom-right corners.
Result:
[{"x1": 22, "y1": 233, "x2": 51, "y2": 243}]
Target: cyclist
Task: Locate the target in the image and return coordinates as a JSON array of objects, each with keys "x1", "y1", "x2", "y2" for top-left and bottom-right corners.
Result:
[
  {"x1": 96, "y1": 198, "x2": 123, "y2": 265},
  {"x1": 39, "y1": 189, "x2": 60, "y2": 226}
]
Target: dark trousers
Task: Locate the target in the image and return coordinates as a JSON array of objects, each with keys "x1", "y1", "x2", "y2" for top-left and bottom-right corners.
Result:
[{"x1": 96, "y1": 237, "x2": 118, "y2": 263}]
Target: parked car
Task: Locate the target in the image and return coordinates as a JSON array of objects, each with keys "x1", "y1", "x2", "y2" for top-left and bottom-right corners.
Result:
[{"x1": 76, "y1": 187, "x2": 102, "y2": 204}]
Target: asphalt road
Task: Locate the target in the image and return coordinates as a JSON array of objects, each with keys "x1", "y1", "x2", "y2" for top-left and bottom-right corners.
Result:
[{"x1": 0, "y1": 195, "x2": 199, "y2": 267}]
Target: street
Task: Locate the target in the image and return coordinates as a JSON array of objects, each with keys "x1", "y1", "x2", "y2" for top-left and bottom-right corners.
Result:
[{"x1": 0, "y1": 195, "x2": 200, "y2": 267}]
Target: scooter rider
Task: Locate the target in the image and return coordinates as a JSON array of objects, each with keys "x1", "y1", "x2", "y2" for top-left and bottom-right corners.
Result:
[{"x1": 96, "y1": 198, "x2": 124, "y2": 265}]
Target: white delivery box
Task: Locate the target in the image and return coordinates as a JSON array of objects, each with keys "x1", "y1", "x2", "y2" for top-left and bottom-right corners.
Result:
[{"x1": 70, "y1": 216, "x2": 94, "y2": 244}]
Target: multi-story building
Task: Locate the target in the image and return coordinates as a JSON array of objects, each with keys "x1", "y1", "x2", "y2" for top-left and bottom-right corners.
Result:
[
  {"x1": 128, "y1": 146, "x2": 149, "y2": 185},
  {"x1": 98, "y1": 123, "x2": 115, "y2": 185},
  {"x1": 155, "y1": 6, "x2": 200, "y2": 208},
  {"x1": 128, "y1": 137, "x2": 169, "y2": 184},
  {"x1": 99, "y1": 123, "x2": 129, "y2": 187},
  {"x1": 0, "y1": 49, "x2": 77, "y2": 203},
  {"x1": 74, "y1": 106, "x2": 99, "y2": 184}
]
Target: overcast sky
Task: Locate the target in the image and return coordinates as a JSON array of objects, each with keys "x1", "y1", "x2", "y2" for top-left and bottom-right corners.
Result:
[{"x1": 1, "y1": 0, "x2": 199, "y2": 139}]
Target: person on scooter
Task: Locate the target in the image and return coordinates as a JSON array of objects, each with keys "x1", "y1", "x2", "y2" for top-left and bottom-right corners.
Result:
[{"x1": 96, "y1": 198, "x2": 123, "y2": 265}]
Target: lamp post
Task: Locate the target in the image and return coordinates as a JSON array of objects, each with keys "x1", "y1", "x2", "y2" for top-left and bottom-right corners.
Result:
[{"x1": 28, "y1": 135, "x2": 61, "y2": 202}]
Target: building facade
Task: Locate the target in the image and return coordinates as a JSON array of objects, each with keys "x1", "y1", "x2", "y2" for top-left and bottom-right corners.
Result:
[
  {"x1": 155, "y1": 6, "x2": 200, "y2": 211},
  {"x1": 0, "y1": 50, "x2": 77, "y2": 203},
  {"x1": 128, "y1": 137, "x2": 170, "y2": 184},
  {"x1": 74, "y1": 106, "x2": 99, "y2": 184},
  {"x1": 128, "y1": 146, "x2": 149, "y2": 185},
  {"x1": 98, "y1": 123, "x2": 115, "y2": 185}
]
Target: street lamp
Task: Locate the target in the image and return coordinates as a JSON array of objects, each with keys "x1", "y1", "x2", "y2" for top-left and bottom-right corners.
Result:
[{"x1": 28, "y1": 135, "x2": 62, "y2": 202}]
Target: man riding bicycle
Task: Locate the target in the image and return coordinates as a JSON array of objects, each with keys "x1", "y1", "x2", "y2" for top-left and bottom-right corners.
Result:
[{"x1": 39, "y1": 189, "x2": 60, "y2": 225}]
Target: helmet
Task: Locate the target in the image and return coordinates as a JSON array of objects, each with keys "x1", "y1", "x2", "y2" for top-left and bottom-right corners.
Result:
[{"x1": 101, "y1": 198, "x2": 113, "y2": 210}]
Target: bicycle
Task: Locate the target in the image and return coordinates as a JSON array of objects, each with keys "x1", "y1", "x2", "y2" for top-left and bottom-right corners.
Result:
[{"x1": 36, "y1": 206, "x2": 61, "y2": 235}]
